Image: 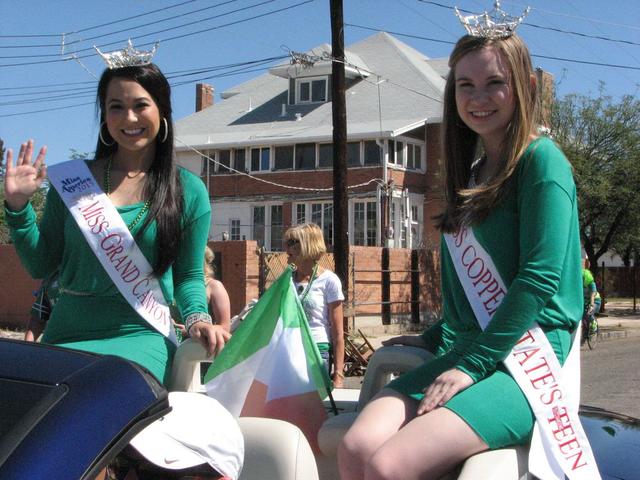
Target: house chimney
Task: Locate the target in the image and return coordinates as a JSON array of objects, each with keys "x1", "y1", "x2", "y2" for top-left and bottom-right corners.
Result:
[{"x1": 195, "y1": 83, "x2": 214, "y2": 112}]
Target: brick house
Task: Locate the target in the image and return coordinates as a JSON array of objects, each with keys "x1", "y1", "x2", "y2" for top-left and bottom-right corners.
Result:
[{"x1": 174, "y1": 32, "x2": 450, "y2": 250}]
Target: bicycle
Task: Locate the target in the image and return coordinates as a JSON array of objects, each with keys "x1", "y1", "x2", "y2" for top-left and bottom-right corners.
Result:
[{"x1": 581, "y1": 303, "x2": 599, "y2": 350}]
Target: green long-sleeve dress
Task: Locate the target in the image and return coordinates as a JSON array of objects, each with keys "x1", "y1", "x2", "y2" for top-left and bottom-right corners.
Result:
[
  {"x1": 388, "y1": 136, "x2": 583, "y2": 449},
  {"x1": 6, "y1": 164, "x2": 211, "y2": 385}
]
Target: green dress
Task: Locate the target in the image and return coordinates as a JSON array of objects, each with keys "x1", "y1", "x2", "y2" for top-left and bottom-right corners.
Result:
[
  {"x1": 7, "y1": 165, "x2": 211, "y2": 385},
  {"x1": 388, "y1": 137, "x2": 583, "y2": 449}
]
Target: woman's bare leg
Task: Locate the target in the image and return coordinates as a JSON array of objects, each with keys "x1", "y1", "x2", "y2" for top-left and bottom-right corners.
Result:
[
  {"x1": 338, "y1": 389, "x2": 418, "y2": 480},
  {"x1": 365, "y1": 407, "x2": 489, "y2": 480}
]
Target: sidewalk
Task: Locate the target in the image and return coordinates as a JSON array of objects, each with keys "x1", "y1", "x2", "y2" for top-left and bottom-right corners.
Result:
[
  {"x1": 343, "y1": 300, "x2": 640, "y2": 389},
  {"x1": 351, "y1": 299, "x2": 640, "y2": 350}
]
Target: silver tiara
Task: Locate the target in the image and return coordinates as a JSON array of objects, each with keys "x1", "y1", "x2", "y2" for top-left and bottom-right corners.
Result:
[
  {"x1": 455, "y1": 1, "x2": 530, "y2": 39},
  {"x1": 94, "y1": 39, "x2": 159, "y2": 69}
]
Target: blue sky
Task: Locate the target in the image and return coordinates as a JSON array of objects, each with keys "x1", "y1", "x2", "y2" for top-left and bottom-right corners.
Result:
[{"x1": 1, "y1": 0, "x2": 638, "y2": 164}]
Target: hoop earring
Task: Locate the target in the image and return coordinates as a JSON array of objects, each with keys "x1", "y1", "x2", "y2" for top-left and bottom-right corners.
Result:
[
  {"x1": 99, "y1": 122, "x2": 115, "y2": 147},
  {"x1": 160, "y1": 117, "x2": 169, "y2": 143}
]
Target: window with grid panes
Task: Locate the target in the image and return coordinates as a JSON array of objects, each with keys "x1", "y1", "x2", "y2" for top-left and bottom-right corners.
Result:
[
  {"x1": 388, "y1": 140, "x2": 397, "y2": 165},
  {"x1": 274, "y1": 145, "x2": 294, "y2": 170},
  {"x1": 250, "y1": 147, "x2": 270, "y2": 171},
  {"x1": 363, "y1": 140, "x2": 381, "y2": 165},
  {"x1": 311, "y1": 79, "x2": 327, "y2": 102},
  {"x1": 411, "y1": 204, "x2": 420, "y2": 247},
  {"x1": 323, "y1": 203, "x2": 333, "y2": 247},
  {"x1": 230, "y1": 219, "x2": 240, "y2": 240},
  {"x1": 253, "y1": 206, "x2": 265, "y2": 247},
  {"x1": 234, "y1": 149, "x2": 246, "y2": 172},
  {"x1": 395, "y1": 141, "x2": 404, "y2": 167},
  {"x1": 354, "y1": 202, "x2": 365, "y2": 245},
  {"x1": 270, "y1": 205, "x2": 283, "y2": 251},
  {"x1": 296, "y1": 77, "x2": 327, "y2": 104},
  {"x1": 400, "y1": 203, "x2": 407, "y2": 247},
  {"x1": 217, "y1": 150, "x2": 231, "y2": 174},
  {"x1": 295, "y1": 143, "x2": 315, "y2": 170},
  {"x1": 366, "y1": 202, "x2": 377, "y2": 246},
  {"x1": 347, "y1": 142, "x2": 361, "y2": 167},
  {"x1": 296, "y1": 204, "x2": 306, "y2": 224},
  {"x1": 318, "y1": 143, "x2": 333, "y2": 168},
  {"x1": 407, "y1": 143, "x2": 422, "y2": 170},
  {"x1": 201, "y1": 150, "x2": 213, "y2": 175},
  {"x1": 311, "y1": 203, "x2": 323, "y2": 226}
]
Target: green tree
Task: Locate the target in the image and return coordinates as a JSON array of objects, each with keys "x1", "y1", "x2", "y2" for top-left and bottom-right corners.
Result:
[{"x1": 550, "y1": 87, "x2": 640, "y2": 274}]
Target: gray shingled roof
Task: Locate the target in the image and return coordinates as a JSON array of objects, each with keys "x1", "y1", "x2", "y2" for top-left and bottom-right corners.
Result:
[{"x1": 175, "y1": 32, "x2": 447, "y2": 149}]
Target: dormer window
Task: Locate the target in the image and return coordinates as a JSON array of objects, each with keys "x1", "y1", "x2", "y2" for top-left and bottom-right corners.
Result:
[{"x1": 296, "y1": 77, "x2": 327, "y2": 104}]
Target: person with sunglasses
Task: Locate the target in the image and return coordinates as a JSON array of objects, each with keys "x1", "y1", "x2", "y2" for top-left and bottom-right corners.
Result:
[{"x1": 284, "y1": 223, "x2": 345, "y2": 388}]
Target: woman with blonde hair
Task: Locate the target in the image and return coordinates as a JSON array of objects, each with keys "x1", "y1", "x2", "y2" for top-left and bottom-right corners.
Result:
[
  {"x1": 284, "y1": 223, "x2": 345, "y2": 388},
  {"x1": 204, "y1": 245, "x2": 231, "y2": 337},
  {"x1": 339, "y1": 13, "x2": 595, "y2": 480}
]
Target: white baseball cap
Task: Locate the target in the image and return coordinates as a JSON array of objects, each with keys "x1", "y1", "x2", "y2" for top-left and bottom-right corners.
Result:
[{"x1": 130, "y1": 392, "x2": 244, "y2": 479}]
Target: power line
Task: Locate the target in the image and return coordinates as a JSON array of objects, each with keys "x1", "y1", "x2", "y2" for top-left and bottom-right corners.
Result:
[
  {"x1": 0, "y1": 55, "x2": 288, "y2": 106},
  {"x1": 0, "y1": 101, "x2": 94, "y2": 118},
  {"x1": 0, "y1": 56, "x2": 288, "y2": 116},
  {"x1": 345, "y1": 23, "x2": 454, "y2": 46},
  {"x1": 0, "y1": 0, "x2": 198, "y2": 42},
  {"x1": 345, "y1": 23, "x2": 640, "y2": 71},
  {"x1": 0, "y1": 0, "x2": 273, "y2": 59},
  {"x1": 509, "y1": 1, "x2": 640, "y2": 32},
  {"x1": 64, "y1": 0, "x2": 269, "y2": 54},
  {"x1": 0, "y1": 0, "x2": 312, "y2": 67},
  {"x1": 71, "y1": 0, "x2": 199, "y2": 36},
  {"x1": 0, "y1": 55, "x2": 288, "y2": 94},
  {"x1": 416, "y1": 0, "x2": 640, "y2": 47}
]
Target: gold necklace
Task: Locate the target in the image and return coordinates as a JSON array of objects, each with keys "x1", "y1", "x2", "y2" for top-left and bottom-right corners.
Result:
[{"x1": 104, "y1": 156, "x2": 151, "y2": 231}]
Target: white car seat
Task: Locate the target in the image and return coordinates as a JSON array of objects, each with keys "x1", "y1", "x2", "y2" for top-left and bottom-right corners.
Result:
[
  {"x1": 168, "y1": 339, "x2": 319, "y2": 480},
  {"x1": 317, "y1": 345, "x2": 530, "y2": 480}
]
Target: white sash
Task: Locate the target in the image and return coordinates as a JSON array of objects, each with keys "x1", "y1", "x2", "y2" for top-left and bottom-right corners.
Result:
[
  {"x1": 48, "y1": 160, "x2": 178, "y2": 346},
  {"x1": 444, "y1": 227, "x2": 600, "y2": 480}
]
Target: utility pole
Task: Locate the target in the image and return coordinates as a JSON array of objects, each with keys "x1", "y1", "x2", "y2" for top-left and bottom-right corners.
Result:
[{"x1": 330, "y1": 0, "x2": 349, "y2": 307}]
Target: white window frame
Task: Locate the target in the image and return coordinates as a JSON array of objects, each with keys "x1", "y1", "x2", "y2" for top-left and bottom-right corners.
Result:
[
  {"x1": 410, "y1": 204, "x2": 421, "y2": 248},
  {"x1": 295, "y1": 76, "x2": 328, "y2": 104},
  {"x1": 351, "y1": 199, "x2": 378, "y2": 246},
  {"x1": 252, "y1": 202, "x2": 284, "y2": 250},
  {"x1": 249, "y1": 146, "x2": 271, "y2": 172},
  {"x1": 291, "y1": 201, "x2": 334, "y2": 246},
  {"x1": 201, "y1": 149, "x2": 214, "y2": 176},
  {"x1": 229, "y1": 218, "x2": 241, "y2": 240},
  {"x1": 233, "y1": 148, "x2": 247, "y2": 173},
  {"x1": 387, "y1": 137, "x2": 425, "y2": 171},
  {"x1": 214, "y1": 149, "x2": 232, "y2": 174}
]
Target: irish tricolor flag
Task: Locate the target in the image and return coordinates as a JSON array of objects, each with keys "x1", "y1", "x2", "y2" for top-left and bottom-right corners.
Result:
[{"x1": 204, "y1": 266, "x2": 331, "y2": 452}]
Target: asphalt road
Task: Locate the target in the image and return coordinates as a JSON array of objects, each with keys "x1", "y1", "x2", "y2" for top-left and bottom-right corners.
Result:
[{"x1": 580, "y1": 336, "x2": 640, "y2": 419}]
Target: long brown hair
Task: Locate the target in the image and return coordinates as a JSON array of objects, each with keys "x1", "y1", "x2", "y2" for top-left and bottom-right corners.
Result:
[
  {"x1": 435, "y1": 34, "x2": 540, "y2": 232},
  {"x1": 95, "y1": 63, "x2": 183, "y2": 275}
]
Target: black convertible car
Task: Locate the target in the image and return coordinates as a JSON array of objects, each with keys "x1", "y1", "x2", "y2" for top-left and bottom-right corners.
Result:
[{"x1": 1, "y1": 338, "x2": 639, "y2": 480}]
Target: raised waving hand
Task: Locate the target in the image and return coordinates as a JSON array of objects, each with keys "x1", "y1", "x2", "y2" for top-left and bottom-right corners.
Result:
[{"x1": 3, "y1": 140, "x2": 48, "y2": 211}]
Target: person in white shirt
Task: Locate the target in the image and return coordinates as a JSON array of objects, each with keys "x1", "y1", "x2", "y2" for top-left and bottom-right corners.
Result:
[{"x1": 284, "y1": 223, "x2": 345, "y2": 388}]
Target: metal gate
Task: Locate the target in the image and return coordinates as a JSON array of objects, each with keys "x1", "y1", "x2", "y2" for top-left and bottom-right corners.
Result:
[{"x1": 258, "y1": 249, "x2": 354, "y2": 296}]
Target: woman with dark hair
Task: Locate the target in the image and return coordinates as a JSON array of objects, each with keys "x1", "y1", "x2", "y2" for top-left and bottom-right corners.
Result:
[{"x1": 3, "y1": 57, "x2": 223, "y2": 386}]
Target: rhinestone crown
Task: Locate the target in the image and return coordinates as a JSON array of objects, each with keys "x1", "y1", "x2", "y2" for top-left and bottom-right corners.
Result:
[
  {"x1": 455, "y1": 1, "x2": 530, "y2": 39},
  {"x1": 94, "y1": 39, "x2": 159, "y2": 69}
]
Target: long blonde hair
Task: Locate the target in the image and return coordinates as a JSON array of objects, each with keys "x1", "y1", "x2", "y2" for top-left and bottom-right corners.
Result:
[{"x1": 436, "y1": 34, "x2": 540, "y2": 232}]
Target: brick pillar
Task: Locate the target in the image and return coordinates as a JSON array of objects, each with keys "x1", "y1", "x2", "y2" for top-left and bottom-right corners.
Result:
[{"x1": 195, "y1": 83, "x2": 214, "y2": 112}]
